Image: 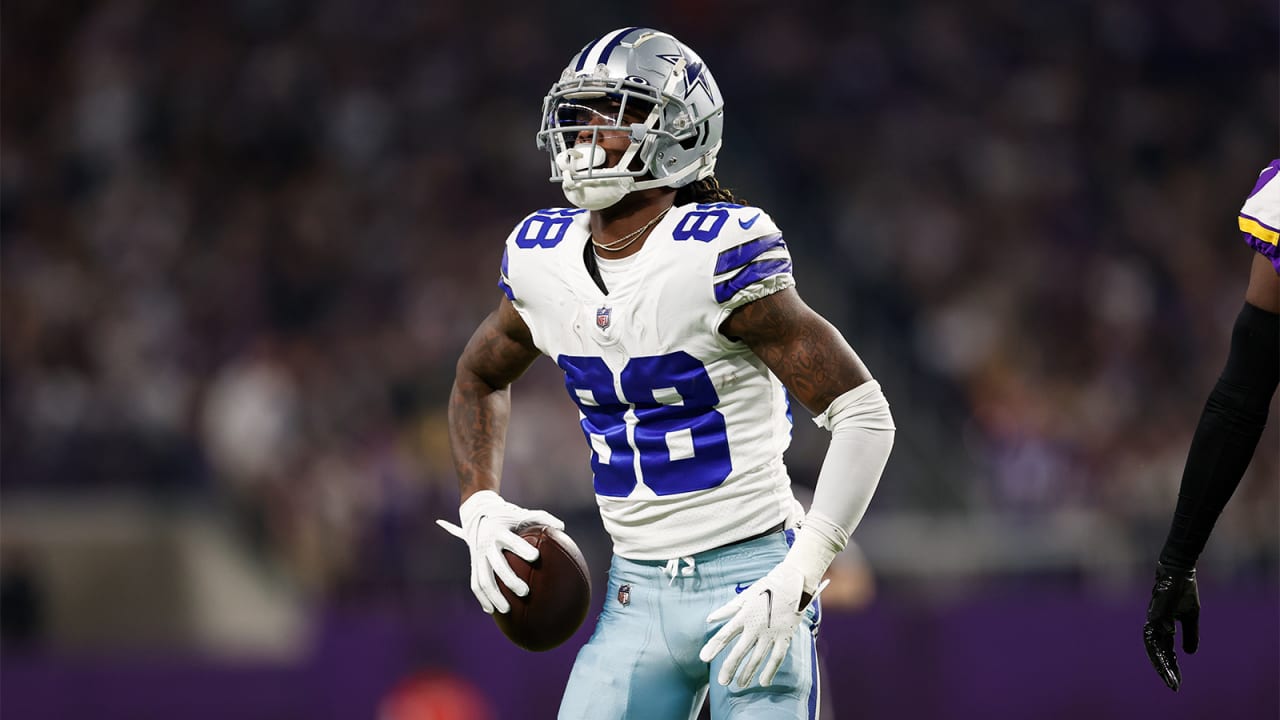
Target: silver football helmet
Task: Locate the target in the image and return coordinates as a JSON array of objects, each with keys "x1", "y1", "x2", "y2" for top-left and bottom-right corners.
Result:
[{"x1": 536, "y1": 28, "x2": 725, "y2": 210}]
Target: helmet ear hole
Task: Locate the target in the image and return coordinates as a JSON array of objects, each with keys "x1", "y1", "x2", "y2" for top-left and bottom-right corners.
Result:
[
  {"x1": 627, "y1": 153, "x2": 647, "y2": 173},
  {"x1": 679, "y1": 125, "x2": 704, "y2": 151}
]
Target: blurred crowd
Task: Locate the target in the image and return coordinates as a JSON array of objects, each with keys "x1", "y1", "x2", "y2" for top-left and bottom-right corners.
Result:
[{"x1": 3, "y1": 0, "x2": 1277, "y2": 601}]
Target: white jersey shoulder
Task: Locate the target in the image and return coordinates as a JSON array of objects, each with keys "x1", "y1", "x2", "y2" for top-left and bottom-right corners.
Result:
[
  {"x1": 498, "y1": 202, "x2": 803, "y2": 560},
  {"x1": 672, "y1": 202, "x2": 795, "y2": 310},
  {"x1": 1239, "y1": 160, "x2": 1280, "y2": 272}
]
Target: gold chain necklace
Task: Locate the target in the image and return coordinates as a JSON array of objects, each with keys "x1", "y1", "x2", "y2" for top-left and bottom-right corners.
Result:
[{"x1": 591, "y1": 206, "x2": 673, "y2": 252}]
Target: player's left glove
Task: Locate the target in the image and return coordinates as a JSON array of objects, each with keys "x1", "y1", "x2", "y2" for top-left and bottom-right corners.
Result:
[
  {"x1": 1143, "y1": 562, "x2": 1200, "y2": 692},
  {"x1": 699, "y1": 558, "x2": 828, "y2": 688}
]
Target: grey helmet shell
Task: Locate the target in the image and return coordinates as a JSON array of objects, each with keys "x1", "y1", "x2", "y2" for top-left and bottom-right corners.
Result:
[{"x1": 537, "y1": 28, "x2": 724, "y2": 190}]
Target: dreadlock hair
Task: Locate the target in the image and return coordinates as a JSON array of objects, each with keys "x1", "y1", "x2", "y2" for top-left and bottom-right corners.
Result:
[{"x1": 674, "y1": 176, "x2": 748, "y2": 207}]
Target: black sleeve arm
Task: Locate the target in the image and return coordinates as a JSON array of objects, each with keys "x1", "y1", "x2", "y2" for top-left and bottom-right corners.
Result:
[{"x1": 1158, "y1": 301, "x2": 1280, "y2": 572}]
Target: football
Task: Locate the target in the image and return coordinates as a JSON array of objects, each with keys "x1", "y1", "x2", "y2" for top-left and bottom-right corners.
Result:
[{"x1": 493, "y1": 524, "x2": 592, "y2": 652}]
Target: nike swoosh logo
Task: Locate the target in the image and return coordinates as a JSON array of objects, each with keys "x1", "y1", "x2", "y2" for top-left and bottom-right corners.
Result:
[
  {"x1": 738, "y1": 213, "x2": 762, "y2": 230},
  {"x1": 763, "y1": 589, "x2": 773, "y2": 628},
  {"x1": 734, "y1": 583, "x2": 752, "y2": 594}
]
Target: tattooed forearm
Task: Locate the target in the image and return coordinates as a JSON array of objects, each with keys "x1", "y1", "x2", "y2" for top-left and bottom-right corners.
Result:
[
  {"x1": 724, "y1": 288, "x2": 871, "y2": 414},
  {"x1": 449, "y1": 377, "x2": 510, "y2": 499},
  {"x1": 448, "y1": 300, "x2": 541, "y2": 500}
]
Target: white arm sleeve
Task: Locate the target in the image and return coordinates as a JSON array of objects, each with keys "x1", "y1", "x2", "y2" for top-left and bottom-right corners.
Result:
[{"x1": 785, "y1": 380, "x2": 896, "y2": 592}]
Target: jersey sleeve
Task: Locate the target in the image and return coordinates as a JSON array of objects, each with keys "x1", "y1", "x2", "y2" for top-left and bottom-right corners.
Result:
[
  {"x1": 498, "y1": 246, "x2": 515, "y2": 301},
  {"x1": 496, "y1": 207, "x2": 589, "y2": 304},
  {"x1": 711, "y1": 208, "x2": 796, "y2": 311},
  {"x1": 1239, "y1": 159, "x2": 1280, "y2": 274},
  {"x1": 496, "y1": 212, "x2": 532, "y2": 304},
  {"x1": 495, "y1": 207, "x2": 589, "y2": 356}
]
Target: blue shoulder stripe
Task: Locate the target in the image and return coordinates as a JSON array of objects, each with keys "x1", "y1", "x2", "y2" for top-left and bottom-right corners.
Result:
[
  {"x1": 714, "y1": 258, "x2": 793, "y2": 304},
  {"x1": 498, "y1": 248, "x2": 515, "y2": 301},
  {"x1": 715, "y1": 233, "x2": 786, "y2": 275}
]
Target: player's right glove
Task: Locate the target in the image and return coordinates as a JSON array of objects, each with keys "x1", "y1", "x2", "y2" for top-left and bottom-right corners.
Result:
[
  {"x1": 1142, "y1": 562, "x2": 1200, "y2": 692},
  {"x1": 436, "y1": 490, "x2": 564, "y2": 614},
  {"x1": 699, "y1": 557, "x2": 829, "y2": 688}
]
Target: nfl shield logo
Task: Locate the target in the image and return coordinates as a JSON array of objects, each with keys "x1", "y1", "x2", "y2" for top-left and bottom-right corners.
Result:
[
  {"x1": 617, "y1": 584, "x2": 631, "y2": 606},
  {"x1": 596, "y1": 306, "x2": 612, "y2": 331}
]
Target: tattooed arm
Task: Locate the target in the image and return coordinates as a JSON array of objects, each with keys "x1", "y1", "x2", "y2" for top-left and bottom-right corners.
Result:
[
  {"x1": 701, "y1": 286, "x2": 894, "y2": 685},
  {"x1": 720, "y1": 286, "x2": 892, "y2": 549},
  {"x1": 720, "y1": 287, "x2": 873, "y2": 413},
  {"x1": 442, "y1": 297, "x2": 566, "y2": 615},
  {"x1": 721, "y1": 286, "x2": 894, "y2": 543},
  {"x1": 449, "y1": 296, "x2": 542, "y2": 502}
]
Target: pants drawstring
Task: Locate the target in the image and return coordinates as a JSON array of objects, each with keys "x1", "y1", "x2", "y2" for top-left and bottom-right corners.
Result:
[{"x1": 661, "y1": 556, "x2": 696, "y2": 585}]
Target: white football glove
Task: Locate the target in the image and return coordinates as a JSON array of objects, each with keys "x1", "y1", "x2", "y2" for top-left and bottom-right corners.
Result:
[
  {"x1": 436, "y1": 490, "x2": 565, "y2": 614},
  {"x1": 699, "y1": 558, "x2": 829, "y2": 688}
]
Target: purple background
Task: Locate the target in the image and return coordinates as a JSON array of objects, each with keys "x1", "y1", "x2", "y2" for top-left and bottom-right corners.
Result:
[{"x1": 4, "y1": 584, "x2": 1276, "y2": 719}]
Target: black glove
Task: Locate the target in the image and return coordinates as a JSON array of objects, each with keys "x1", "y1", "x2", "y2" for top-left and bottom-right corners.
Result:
[{"x1": 1142, "y1": 563, "x2": 1200, "y2": 692}]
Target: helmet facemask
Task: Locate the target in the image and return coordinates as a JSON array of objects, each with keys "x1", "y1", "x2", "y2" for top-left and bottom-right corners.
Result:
[{"x1": 538, "y1": 79, "x2": 660, "y2": 210}]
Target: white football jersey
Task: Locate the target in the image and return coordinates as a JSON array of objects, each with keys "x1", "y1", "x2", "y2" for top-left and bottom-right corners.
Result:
[{"x1": 499, "y1": 202, "x2": 803, "y2": 560}]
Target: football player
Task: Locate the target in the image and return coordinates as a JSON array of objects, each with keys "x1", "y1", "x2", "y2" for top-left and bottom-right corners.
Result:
[
  {"x1": 439, "y1": 28, "x2": 894, "y2": 719},
  {"x1": 1143, "y1": 159, "x2": 1280, "y2": 692}
]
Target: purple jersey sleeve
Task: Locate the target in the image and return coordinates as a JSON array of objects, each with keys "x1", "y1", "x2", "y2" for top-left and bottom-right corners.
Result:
[{"x1": 1239, "y1": 159, "x2": 1280, "y2": 274}]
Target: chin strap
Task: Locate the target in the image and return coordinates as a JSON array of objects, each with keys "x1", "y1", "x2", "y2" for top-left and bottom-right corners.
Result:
[{"x1": 556, "y1": 136, "x2": 722, "y2": 210}]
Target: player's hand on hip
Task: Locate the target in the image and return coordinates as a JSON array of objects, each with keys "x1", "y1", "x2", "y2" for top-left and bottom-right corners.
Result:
[
  {"x1": 699, "y1": 560, "x2": 827, "y2": 688},
  {"x1": 1143, "y1": 563, "x2": 1200, "y2": 692},
  {"x1": 436, "y1": 490, "x2": 565, "y2": 615}
]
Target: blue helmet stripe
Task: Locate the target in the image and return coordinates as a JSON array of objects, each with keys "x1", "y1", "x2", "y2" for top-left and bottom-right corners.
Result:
[
  {"x1": 596, "y1": 26, "x2": 640, "y2": 65},
  {"x1": 575, "y1": 27, "x2": 641, "y2": 71},
  {"x1": 573, "y1": 37, "x2": 600, "y2": 71}
]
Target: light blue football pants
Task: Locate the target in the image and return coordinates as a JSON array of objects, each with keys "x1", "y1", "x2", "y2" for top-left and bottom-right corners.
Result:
[{"x1": 558, "y1": 529, "x2": 821, "y2": 719}]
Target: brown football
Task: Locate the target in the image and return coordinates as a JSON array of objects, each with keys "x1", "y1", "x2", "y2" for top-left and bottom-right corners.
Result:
[{"x1": 493, "y1": 524, "x2": 591, "y2": 652}]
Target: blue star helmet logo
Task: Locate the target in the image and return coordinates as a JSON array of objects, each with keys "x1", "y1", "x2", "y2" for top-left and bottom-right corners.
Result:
[{"x1": 656, "y1": 53, "x2": 714, "y2": 101}]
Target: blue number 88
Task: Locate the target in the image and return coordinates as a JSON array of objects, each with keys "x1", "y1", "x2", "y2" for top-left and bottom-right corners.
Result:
[{"x1": 557, "y1": 352, "x2": 732, "y2": 497}]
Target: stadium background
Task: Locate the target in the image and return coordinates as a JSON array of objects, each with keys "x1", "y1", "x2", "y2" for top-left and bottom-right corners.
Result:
[{"x1": 1, "y1": 0, "x2": 1276, "y2": 717}]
